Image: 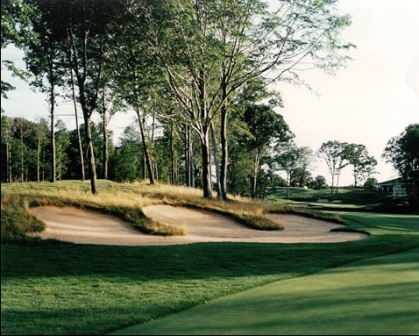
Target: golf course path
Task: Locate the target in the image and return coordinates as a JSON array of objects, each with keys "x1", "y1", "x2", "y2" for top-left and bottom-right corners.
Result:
[{"x1": 27, "y1": 205, "x2": 368, "y2": 245}]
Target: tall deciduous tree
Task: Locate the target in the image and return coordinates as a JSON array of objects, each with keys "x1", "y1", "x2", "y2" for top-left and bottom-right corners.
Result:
[
  {"x1": 345, "y1": 143, "x2": 377, "y2": 187},
  {"x1": 242, "y1": 104, "x2": 293, "y2": 198},
  {"x1": 25, "y1": 0, "x2": 68, "y2": 182},
  {"x1": 28, "y1": 0, "x2": 127, "y2": 193},
  {"x1": 1, "y1": 0, "x2": 35, "y2": 102},
  {"x1": 317, "y1": 140, "x2": 349, "y2": 193},
  {"x1": 146, "y1": 0, "x2": 353, "y2": 199},
  {"x1": 271, "y1": 142, "x2": 313, "y2": 198},
  {"x1": 383, "y1": 123, "x2": 419, "y2": 208}
]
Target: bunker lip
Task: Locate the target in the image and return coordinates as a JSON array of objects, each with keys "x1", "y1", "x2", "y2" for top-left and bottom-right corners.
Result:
[{"x1": 27, "y1": 205, "x2": 368, "y2": 246}]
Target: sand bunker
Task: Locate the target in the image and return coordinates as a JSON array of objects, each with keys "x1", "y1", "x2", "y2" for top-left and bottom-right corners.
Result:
[{"x1": 27, "y1": 205, "x2": 368, "y2": 246}]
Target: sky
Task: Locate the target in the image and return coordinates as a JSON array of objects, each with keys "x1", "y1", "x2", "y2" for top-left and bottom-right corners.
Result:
[{"x1": 1, "y1": 0, "x2": 419, "y2": 187}]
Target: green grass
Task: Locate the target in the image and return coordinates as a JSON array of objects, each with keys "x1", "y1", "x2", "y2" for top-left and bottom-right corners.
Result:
[
  {"x1": 111, "y1": 247, "x2": 419, "y2": 335},
  {"x1": 1, "y1": 181, "x2": 419, "y2": 335},
  {"x1": 266, "y1": 186, "x2": 417, "y2": 214},
  {"x1": 266, "y1": 186, "x2": 389, "y2": 205}
]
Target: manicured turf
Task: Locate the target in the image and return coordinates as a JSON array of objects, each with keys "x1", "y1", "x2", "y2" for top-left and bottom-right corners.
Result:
[{"x1": 111, "y1": 247, "x2": 419, "y2": 335}]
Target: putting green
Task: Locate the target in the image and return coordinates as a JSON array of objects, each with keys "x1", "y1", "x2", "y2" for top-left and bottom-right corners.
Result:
[{"x1": 111, "y1": 247, "x2": 419, "y2": 335}]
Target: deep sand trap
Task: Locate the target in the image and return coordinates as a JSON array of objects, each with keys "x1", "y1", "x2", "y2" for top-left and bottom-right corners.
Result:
[{"x1": 27, "y1": 204, "x2": 368, "y2": 245}]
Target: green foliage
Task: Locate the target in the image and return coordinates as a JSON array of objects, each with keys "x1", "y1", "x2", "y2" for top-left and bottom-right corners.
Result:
[
  {"x1": 307, "y1": 175, "x2": 328, "y2": 190},
  {"x1": 364, "y1": 177, "x2": 378, "y2": 191},
  {"x1": 345, "y1": 143, "x2": 377, "y2": 187},
  {"x1": 383, "y1": 124, "x2": 419, "y2": 209},
  {"x1": 269, "y1": 141, "x2": 313, "y2": 188},
  {"x1": 317, "y1": 140, "x2": 350, "y2": 192}
]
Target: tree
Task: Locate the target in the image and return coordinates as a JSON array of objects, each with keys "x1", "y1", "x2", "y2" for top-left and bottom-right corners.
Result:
[
  {"x1": 97, "y1": 83, "x2": 124, "y2": 180},
  {"x1": 6, "y1": 116, "x2": 38, "y2": 182},
  {"x1": 290, "y1": 167, "x2": 312, "y2": 188},
  {"x1": 35, "y1": 117, "x2": 49, "y2": 181},
  {"x1": 1, "y1": 116, "x2": 13, "y2": 182},
  {"x1": 111, "y1": 125, "x2": 143, "y2": 182},
  {"x1": 110, "y1": 4, "x2": 162, "y2": 186},
  {"x1": 24, "y1": 0, "x2": 68, "y2": 182},
  {"x1": 364, "y1": 177, "x2": 378, "y2": 191},
  {"x1": 308, "y1": 175, "x2": 328, "y2": 190},
  {"x1": 1, "y1": 0, "x2": 35, "y2": 102},
  {"x1": 54, "y1": 119, "x2": 70, "y2": 180},
  {"x1": 242, "y1": 104, "x2": 293, "y2": 198},
  {"x1": 271, "y1": 142, "x2": 313, "y2": 198},
  {"x1": 69, "y1": 68, "x2": 85, "y2": 180},
  {"x1": 383, "y1": 123, "x2": 419, "y2": 208},
  {"x1": 317, "y1": 140, "x2": 350, "y2": 193},
  {"x1": 345, "y1": 143, "x2": 377, "y2": 187},
  {"x1": 144, "y1": 0, "x2": 353, "y2": 199},
  {"x1": 27, "y1": 0, "x2": 128, "y2": 193}
]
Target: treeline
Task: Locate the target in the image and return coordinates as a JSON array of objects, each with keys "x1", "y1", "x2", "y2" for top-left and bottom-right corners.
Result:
[
  {"x1": 1, "y1": 110, "x2": 385, "y2": 201},
  {"x1": 2, "y1": 0, "x2": 356, "y2": 199},
  {"x1": 0, "y1": 111, "x2": 324, "y2": 199}
]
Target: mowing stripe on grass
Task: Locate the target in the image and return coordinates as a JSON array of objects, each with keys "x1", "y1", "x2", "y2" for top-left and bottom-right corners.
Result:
[{"x1": 111, "y1": 247, "x2": 419, "y2": 335}]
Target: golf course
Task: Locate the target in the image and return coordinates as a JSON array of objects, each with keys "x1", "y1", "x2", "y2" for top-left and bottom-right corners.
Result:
[{"x1": 1, "y1": 180, "x2": 419, "y2": 335}]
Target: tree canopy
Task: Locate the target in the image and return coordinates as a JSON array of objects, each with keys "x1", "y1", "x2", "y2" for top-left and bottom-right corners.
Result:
[
  {"x1": 383, "y1": 123, "x2": 419, "y2": 208},
  {"x1": 2, "y1": 0, "x2": 355, "y2": 198}
]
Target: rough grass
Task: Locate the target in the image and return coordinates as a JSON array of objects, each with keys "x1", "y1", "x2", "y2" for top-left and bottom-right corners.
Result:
[{"x1": 1, "y1": 180, "x2": 360, "y2": 241}]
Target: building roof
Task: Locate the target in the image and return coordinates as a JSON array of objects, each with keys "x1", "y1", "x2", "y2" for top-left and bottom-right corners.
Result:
[{"x1": 377, "y1": 177, "x2": 404, "y2": 186}]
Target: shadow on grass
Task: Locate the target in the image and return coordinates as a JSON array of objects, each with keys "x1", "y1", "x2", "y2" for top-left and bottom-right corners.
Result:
[{"x1": 2, "y1": 236, "x2": 419, "y2": 281}]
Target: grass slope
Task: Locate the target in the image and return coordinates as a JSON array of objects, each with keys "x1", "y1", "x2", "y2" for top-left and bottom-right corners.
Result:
[{"x1": 111, "y1": 247, "x2": 419, "y2": 335}]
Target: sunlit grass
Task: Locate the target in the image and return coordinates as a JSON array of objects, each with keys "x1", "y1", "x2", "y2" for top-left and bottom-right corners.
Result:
[
  {"x1": 2, "y1": 180, "x2": 287, "y2": 239},
  {"x1": 1, "y1": 180, "x2": 357, "y2": 240}
]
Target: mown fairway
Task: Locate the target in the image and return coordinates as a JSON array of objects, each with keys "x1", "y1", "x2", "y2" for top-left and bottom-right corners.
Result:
[
  {"x1": 111, "y1": 247, "x2": 419, "y2": 335},
  {"x1": 1, "y1": 182, "x2": 419, "y2": 335}
]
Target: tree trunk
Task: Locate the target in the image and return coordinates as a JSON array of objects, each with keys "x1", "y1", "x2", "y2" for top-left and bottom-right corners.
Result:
[
  {"x1": 170, "y1": 121, "x2": 176, "y2": 185},
  {"x1": 335, "y1": 171, "x2": 340, "y2": 194},
  {"x1": 251, "y1": 148, "x2": 261, "y2": 199},
  {"x1": 50, "y1": 80, "x2": 56, "y2": 183},
  {"x1": 210, "y1": 121, "x2": 222, "y2": 199},
  {"x1": 37, "y1": 136, "x2": 41, "y2": 182},
  {"x1": 184, "y1": 125, "x2": 194, "y2": 187},
  {"x1": 70, "y1": 69, "x2": 85, "y2": 181},
  {"x1": 200, "y1": 131, "x2": 213, "y2": 199},
  {"x1": 330, "y1": 172, "x2": 335, "y2": 194},
  {"x1": 150, "y1": 112, "x2": 158, "y2": 180},
  {"x1": 220, "y1": 95, "x2": 228, "y2": 200},
  {"x1": 198, "y1": 70, "x2": 212, "y2": 199},
  {"x1": 102, "y1": 107, "x2": 109, "y2": 180},
  {"x1": 170, "y1": 122, "x2": 174, "y2": 184},
  {"x1": 135, "y1": 107, "x2": 155, "y2": 185},
  {"x1": 84, "y1": 116, "x2": 98, "y2": 194},
  {"x1": 20, "y1": 126, "x2": 24, "y2": 183}
]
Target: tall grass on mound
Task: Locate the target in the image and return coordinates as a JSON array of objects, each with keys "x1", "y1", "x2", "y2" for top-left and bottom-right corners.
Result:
[
  {"x1": 2, "y1": 180, "x2": 355, "y2": 241},
  {"x1": 1, "y1": 182, "x2": 186, "y2": 239},
  {"x1": 2, "y1": 181, "x2": 287, "y2": 236},
  {"x1": 1, "y1": 195, "x2": 45, "y2": 241}
]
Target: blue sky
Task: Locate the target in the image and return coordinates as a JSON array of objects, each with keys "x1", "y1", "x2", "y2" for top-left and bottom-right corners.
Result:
[{"x1": 2, "y1": 0, "x2": 418, "y2": 186}]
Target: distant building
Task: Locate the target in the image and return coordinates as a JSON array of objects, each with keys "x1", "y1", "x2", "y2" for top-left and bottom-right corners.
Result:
[{"x1": 377, "y1": 178, "x2": 407, "y2": 196}]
